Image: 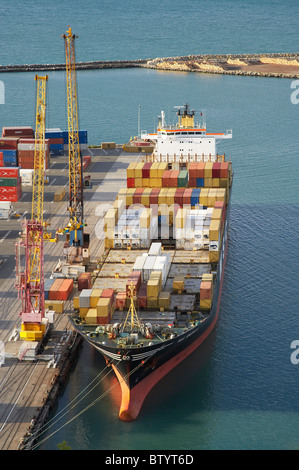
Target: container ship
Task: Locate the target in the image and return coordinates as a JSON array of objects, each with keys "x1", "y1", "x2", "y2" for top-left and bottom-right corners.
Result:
[{"x1": 69, "y1": 104, "x2": 233, "y2": 421}]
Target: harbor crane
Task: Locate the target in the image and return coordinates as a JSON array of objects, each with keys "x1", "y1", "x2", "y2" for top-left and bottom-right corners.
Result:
[
  {"x1": 15, "y1": 75, "x2": 56, "y2": 342},
  {"x1": 59, "y1": 27, "x2": 88, "y2": 264}
]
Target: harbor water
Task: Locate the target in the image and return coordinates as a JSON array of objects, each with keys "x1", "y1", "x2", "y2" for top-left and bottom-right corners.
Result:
[{"x1": 0, "y1": 0, "x2": 298, "y2": 451}]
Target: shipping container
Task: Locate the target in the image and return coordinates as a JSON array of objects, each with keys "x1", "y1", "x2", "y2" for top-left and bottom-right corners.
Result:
[
  {"x1": 0, "y1": 137, "x2": 19, "y2": 149},
  {"x1": 2, "y1": 126, "x2": 34, "y2": 138}
]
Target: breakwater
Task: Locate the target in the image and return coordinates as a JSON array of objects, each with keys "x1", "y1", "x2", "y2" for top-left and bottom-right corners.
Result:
[{"x1": 0, "y1": 53, "x2": 299, "y2": 78}]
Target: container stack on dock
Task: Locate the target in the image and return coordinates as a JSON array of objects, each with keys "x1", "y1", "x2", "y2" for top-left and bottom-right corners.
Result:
[{"x1": 0, "y1": 166, "x2": 21, "y2": 202}]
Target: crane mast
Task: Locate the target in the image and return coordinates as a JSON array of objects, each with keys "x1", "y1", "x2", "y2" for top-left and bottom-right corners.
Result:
[
  {"x1": 62, "y1": 27, "x2": 84, "y2": 249},
  {"x1": 16, "y1": 75, "x2": 49, "y2": 341}
]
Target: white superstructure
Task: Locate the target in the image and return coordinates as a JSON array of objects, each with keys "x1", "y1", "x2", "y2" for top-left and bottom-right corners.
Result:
[{"x1": 141, "y1": 104, "x2": 232, "y2": 162}]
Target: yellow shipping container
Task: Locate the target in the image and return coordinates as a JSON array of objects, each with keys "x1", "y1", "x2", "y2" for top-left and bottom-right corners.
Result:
[
  {"x1": 85, "y1": 308, "x2": 98, "y2": 325},
  {"x1": 127, "y1": 162, "x2": 137, "y2": 179},
  {"x1": 150, "y1": 162, "x2": 160, "y2": 178},
  {"x1": 79, "y1": 307, "x2": 89, "y2": 319},
  {"x1": 219, "y1": 178, "x2": 228, "y2": 188},
  {"x1": 200, "y1": 298, "x2": 212, "y2": 310},
  {"x1": 126, "y1": 188, "x2": 135, "y2": 206},
  {"x1": 173, "y1": 275, "x2": 185, "y2": 291},
  {"x1": 147, "y1": 279, "x2": 160, "y2": 298},
  {"x1": 212, "y1": 178, "x2": 220, "y2": 188},
  {"x1": 199, "y1": 188, "x2": 209, "y2": 206},
  {"x1": 150, "y1": 271, "x2": 162, "y2": 289},
  {"x1": 134, "y1": 178, "x2": 143, "y2": 188},
  {"x1": 135, "y1": 162, "x2": 144, "y2": 179},
  {"x1": 209, "y1": 251, "x2": 219, "y2": 263},
  {"x1": 117, "y1": 188, "x2": 127, "y2": 201},
  {"x1": 204, "y1": 161, "x2": 213, "y2": 178},
  {"x1": 208, "y1": 189, "x2": 217, "y2": 206},
  {"x1": 140, "y1": 207, "x2": 152, "y2": 228},
  {"x1": 204, "y1": 177, "x2": 213, "y2": 188},
  {"x1": 212, "y1": 208, "x2": 222, "y2": 220},
  {"x1": 104, "y1": 208, "x2": 116, "y2": 228},
  {"x1": 90, "y1": 289, "x2": 103, "y2": 308},
  {"x1": 158, "y1": 162, "x2": 168, "y2": 177},
  {"x1": 45, "y1": 300, "x2": 64, "y2": 314},
  {"x1": 158, "y1": 291, "x2": 170, "y2": 309},
  {"x1": 209, "y1": 219, "x2": 221, "y2": 240},
  {"x1": 202, "y1": 273, "x2": 213, "y2": 282},
  {"x1": 73, "y1": 296, "x2": 80, "y2": 309},
  {"x1": 113, "y1": 198, "x2": 125, "y2": 219},
  {"x1": 216, "y1": 188, "x2": 226, "y2": 202},
  {"x1": 167, "y1": 188, "x2": 176, "y2": 206},
  {"x1": 96, "y1": 297, "x2": 111, "y2": 316},
  {"x1": 175, "y1": 208, "x2": 187, "y2": 228},
  {"x1": 104, "y1": 238, "x2": 114, "y2": 250},
  {"x1": 158, "y1": 188, "x2": 168, "y2": 206},
  {"x1": 142, "y1": 178, "x2": 150, "y2": 187}
]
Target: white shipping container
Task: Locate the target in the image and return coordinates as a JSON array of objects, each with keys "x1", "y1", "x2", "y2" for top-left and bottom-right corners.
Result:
[
  {"x1": 0, "y1": 209, "x2": 11, "y2": 219},
  {"x1": 79, "y1": 289, "x2": 93, "y2": 308},
  {"x1": 148, "y1": 242, "x2": 162, "y2": 257},
  {"x1": 133, "y1": 255, "x2": 147, "y2": 271}
]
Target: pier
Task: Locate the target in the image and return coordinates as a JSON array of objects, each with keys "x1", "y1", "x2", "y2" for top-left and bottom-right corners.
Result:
[
  {"x1": 0, "y1": 53, "x2": 298, "y2": 78},
  {"x1": 0, "y1": 147, "x2": 135, "y2": 450}
]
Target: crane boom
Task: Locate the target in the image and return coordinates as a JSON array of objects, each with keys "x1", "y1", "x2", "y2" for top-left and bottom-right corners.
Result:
[
  {"x1": 15, "y1": 75, "x2": 49, "y2": 341},
  {"x1": 62, "y1": 27, "x2": 84, "y2": 246}
]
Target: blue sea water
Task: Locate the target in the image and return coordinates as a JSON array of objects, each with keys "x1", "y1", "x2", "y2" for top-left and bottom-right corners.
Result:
[{"x1": 0, "y1": 0, "x2": 298, "y2": 451}]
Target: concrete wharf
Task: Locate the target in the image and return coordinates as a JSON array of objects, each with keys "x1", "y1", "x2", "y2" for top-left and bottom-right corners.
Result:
[{"x1": 0, "y1": 147, "x2": 137, "y2": 450}]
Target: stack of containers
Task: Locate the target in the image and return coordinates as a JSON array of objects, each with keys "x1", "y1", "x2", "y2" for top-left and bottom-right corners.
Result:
[
  {"x1": 187, "y1": 161, "x2": 231, "y2": 190},
  {"x1": 126, "y1": 270, "x2": 141, "y2": 300},
  {"x1": 126, "y1": 161, "x2": 168, "y2": 189},
  {"x1": 62, "y1": 130, "x2": 88, "y2": 153},
  {"x1": 48, "y1": 278, "x2": 73, "y2": 301},
  {"x1": 147, "y1": 271, "x2": 162, "y2": 308},
  {"x1": 45, "y1": 129, "x2": 64, "y2": 156},
  {"x1": 18, "y1": 138, "x2": 50, "y2": 169},
  {"x1": 0, "y1": 137, "x2": 19, "y2": 167},
  {"x1": 0, "y1": 166, "x2": 21, "y2": 202},
  {"x1": 79, "y1": 288, "x2": 115, "y2": 324},
  {"x1": 200, "y1": 279, "x2": 213, "y2": 310}
]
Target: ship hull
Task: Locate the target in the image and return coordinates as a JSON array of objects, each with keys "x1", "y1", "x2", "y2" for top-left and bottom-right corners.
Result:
[{"x1": 82, "y1": 214, "x2": 229, "y2": 421}]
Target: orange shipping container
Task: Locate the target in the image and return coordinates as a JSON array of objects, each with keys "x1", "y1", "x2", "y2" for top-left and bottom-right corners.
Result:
[
  {"x1": 57, "y1": 278, "x2": 74, "y2": 301},
  {"x1": 48, "y1": 278, "x2": 64, "y2": 300},
  {"x1": 200, "y1": 281, "x2": 213, "y2": 299}
]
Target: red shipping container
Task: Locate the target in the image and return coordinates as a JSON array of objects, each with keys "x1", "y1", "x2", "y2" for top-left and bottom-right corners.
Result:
[
  {"x1": 101, "y1": 288, "x2": 115, "y2": 303},
  {"x1": 0, "y1": 186, "x2": 20, "y2": 196},
  {"x1": 78, "y1": 272, "x2": 91, "y2": 291},
  {"x1": 2, "y1": 126, "x2": 34, "y2": 138},
  {"x1": 174, "y1": 188, "x2": 184, "y2": 207},
  {"x1": 188, "y1": 162, "x2": 198, "y2": 179},
  {"x1": 149, "y1": 188, "x2": 160, "y2": 206},
  {"x1": 220, "y1": 161, "x2": 229, "y2": 177},
  {"x1": 48, "y1": 138, "x2": 64, "y2": 145},
  {"x1": 162, "y1": 170, "x2": 171, "y2": 187},
  {"x1": 200, "y1": 281, "x2": 212, "y2": 299},
  {"x1": 97, "y1": 312, "x2": 111, "y2": 325},
  {"x1": 142, "y1": 162, "x2": 152, "y2": 178},
  {"x1": 197, "y1": 162, "x2": 206, "y2": 178},
  {"x1": 127, "y1": 177, "x2": 135, "y2": 188},
  {"x1": 169, "y1": 170, "x2": 179, "y2": 187},
  {"x1": 0, "y1": 167, "x2": 20, "y2": 178},
  {"x1": 57, "y1": 278, "x2": 74, "y2": 301},
  {"x1": 183, "y1": 188, "x2": 192, "y2": 206},
  {"x1": 212, "y1": 162, "x2": 221, "y2": 178},
  {"x1": 126, "y1": 271, "x2": 141, "y2": 297},
  {"x1": 0, "y1": 137, "x2": 20, "y2": 149},
  {"x1": 137, "y1": 283, "x2": 147, "y2": 309},
  {"x1": 0, "y1": 153, "x2": 3, "y2": 167},
  {"x1": 188, "y1": 178, "x2": 196, "y2": 188},
  {"x1": 115, "y1": 291, "x2": 127, "y2": 310},
  {"x1": 133, "y1": 188, "x2": 144, "y2": 205}
]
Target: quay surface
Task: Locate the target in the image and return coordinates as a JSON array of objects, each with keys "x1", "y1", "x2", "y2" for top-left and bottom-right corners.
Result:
[
  {"x1": 0, "y1": 52, "x2": 298, "y2": 78},
  {"x1": 0, "y1": 147, "x2": 138, "y2": 450}
]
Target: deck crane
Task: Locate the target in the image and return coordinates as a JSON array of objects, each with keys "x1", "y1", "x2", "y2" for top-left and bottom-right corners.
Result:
[
  {"x1": 60, "y1": 27, "x2": 88, "y2": 263},
  {"x1": 15, "y1": 75, "x2": 56, "y2": 342}
]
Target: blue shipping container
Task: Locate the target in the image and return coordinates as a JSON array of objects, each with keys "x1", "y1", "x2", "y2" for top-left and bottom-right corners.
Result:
[
  {"x1": 45, "y1": 131, "x2": 63, "y2": 139},
  {"x1": 2, "y1": 149, "x2": 17, "y2": 157},
  {"x1": 3, "y1": 156, "x2": 17, "y2": 163},
  {"x1": 196, "y1": 178, "x2": 205, "y2": 187},
  {"x1": 4, "y1": 162, "x2": 17, "y2": 167},
  {"x1": 50, "y1": 143, "x2": 64, "y2": 150},
  {"x1": 62, "y1": 130, "x2": 88, "y2": 144},
  {"x1": 191, "y1": 188, "x2": 201, "y2": 206},
  {"x1": 44, "y1": 278, "x2": 55, "y2": 300}
]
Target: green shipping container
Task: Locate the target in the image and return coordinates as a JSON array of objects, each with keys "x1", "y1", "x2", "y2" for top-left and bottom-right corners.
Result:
[
  {"x1": 178, "y1": 170, "x2": 188, "y2": 187},
  {"x1": 0, "y1": 177, "x2": 19, "y2": 187}
]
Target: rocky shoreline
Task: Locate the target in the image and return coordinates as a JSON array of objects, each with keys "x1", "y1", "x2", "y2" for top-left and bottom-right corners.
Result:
[{"x1": 0, "y1": 52, "x2": 298, "y2": 78}]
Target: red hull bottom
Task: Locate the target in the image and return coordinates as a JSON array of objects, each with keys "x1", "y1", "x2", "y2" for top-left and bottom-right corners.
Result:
[{"x1": 112, "y1": 236, "x2": 229, "y2": 422}]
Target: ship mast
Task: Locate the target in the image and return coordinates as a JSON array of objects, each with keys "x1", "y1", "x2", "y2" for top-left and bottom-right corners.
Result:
[{"x1": 122, "y1": 283, "x2": 141, "y2": 332}]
